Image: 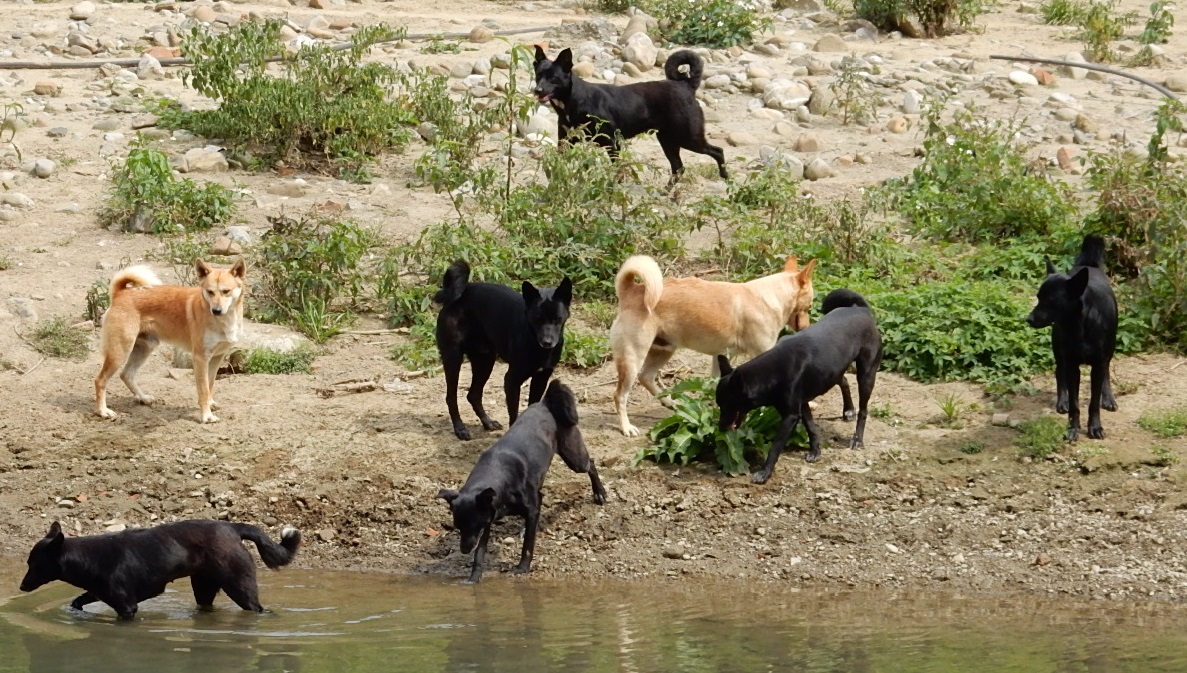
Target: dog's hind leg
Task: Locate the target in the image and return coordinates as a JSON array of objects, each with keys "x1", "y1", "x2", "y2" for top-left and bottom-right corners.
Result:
[
  {"x1": 95, "y1": 326, "x2": 139, "y2": 419},
  {"x1": 191, "y1": 575, "x2": 220, "y2": 610},
  {"x1": 658, "y1": 135, "x2": 686, "y2": 185},
  {"x1": 467, "y1": 352, "x2": 503, "y2": 432},
  {"x1": 119, "y1": 336, "x2": 159, "y2": 407},
  {"x1": 1102, "y1": 362, "x2": 1118, "y2": 411},
  {"x1": 851, "y1": 356, "x2": 879, "y2": 449},
  {"x1": 638, "y1": 345, "x2": 676, "y2": 402},
  {"x1": 439, "y1": 342, "x2": 472, "y2": 440},
  {"x1": 836, "y1": 374, "x2": 855, "y2": 421},
  {"x1": 557, "y1": 428, "x2": 608, "y2": 504},
  {"x1": 1087, "y1": 362, "x2": 1107, "y2": 439},
  {"x1": 218, "y1": 565, "x2": 264, "y2": 612}
]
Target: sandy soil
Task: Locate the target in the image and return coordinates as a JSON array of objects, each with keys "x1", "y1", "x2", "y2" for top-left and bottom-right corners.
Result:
[{"x1": 1, "y1": 0, "x2": 1186, "y2": 603}]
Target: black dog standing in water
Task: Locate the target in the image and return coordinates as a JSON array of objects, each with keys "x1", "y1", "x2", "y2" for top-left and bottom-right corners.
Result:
[
  {"x1": 19, "y1": 520, "x2": 300, "y2": 620},
  {"x1": 716, "y1": 289, "x2": 882, "y2": 485},
  {"x1": 1026, "y1": 235, "x2": 1119, "y2": 441},
  {"x1": 532, "y1": 46, "x2": 728, "y2": 183},
  {"x1": 435, "y1": 260, "x2": 573, "y2": 440},
  {"x1": 438, "y1": 380, "x2": 607, "y2": 583}
]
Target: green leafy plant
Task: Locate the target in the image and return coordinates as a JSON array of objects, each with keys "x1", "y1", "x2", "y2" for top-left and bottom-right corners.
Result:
[
  {"x1": 644, "y1": 0, "x2": 771, "y2": 47},
  {"x1": 561, "y1": 327, "x2": 609, "y2": 369},
  {"x1": 1078, "y1": 0, "x2": 1137, "y2": 62},
  {"x1": 958, "y1": 441, "x2": 984, "y2": 454},
  {"x1": 1040, "y1": 0, "x2": 1089, "y2": 24},
  {"x1": 1150, "y1": 445, "x2": 1180, "y2": 466},
  {"x1": 1, "y1": 101, "x2": 22, "y2": 162},
  {"x1": 638, "y1": 377, "x2": 808, "y2": 476},
  {"x1": 98, "y1": 143, "x2": 235, "y2": 234},
  {"x1": 253, "y1": 213, "x2": 379, "y2": 343},
  {"x1": 154, "y1": 233, "x2": 217, "y2": 286},
  {"x1": 1137, "y1": 405, "x2": 1187, "y2": 438},
  {"x1": 1138, "y1": 0, "x2": 1174, "y2": 43},
  {"x1": 239, "y1": 344, "x2": 318, "y2": 374},
  {"x1": 389, "y1": 314, "x2": 440, "y2": 372},
  {"x1": 829, "y1": 57, "x2": 884, "y2": 126},
  {"x1": 24, "y1": 316, "x2": 90, "y2": 360},
  {"x1": 1015, "y1": 416, "x2": 1067, "y2": 459},
  {"x1": 900, "y1": 101, "x2": 1077, "y2": 243},
  {"x1": 0, "y1": 254, "x2": 12, "y2": 271},
  {"x1": 854, "y1": 0, "x2": 987, "y2": 36},
  {"x1": 934, "y1": 392, "x2": 967, "y2": 427},
  {"x1": 84, "y1": 280, "x2": 110, "y2": 324},
  {"x1": 167, "y1": 21, "x2": 413, "y2": 176},
  {"x1": 420, "y1": 35, "x2": 462, "y2": 54}
]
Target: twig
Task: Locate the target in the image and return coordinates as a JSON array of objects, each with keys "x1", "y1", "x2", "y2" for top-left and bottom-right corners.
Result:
[
  {"x1": 19, "y1": 357, "x2": 46, "y2": 376},
  {"x1": 0, "y1": 26, "x2": 551, "y2": 71},
  {"x1": 330, "y1": 376, "x2": 374, "y2": 386},
  {"x1": 343, "y1": 329, "x2": 405, "y2": 335},
  {"x1": 988, "y1": 55, "x2": 1179, "y2": 100},
  {"x1": 315, "y1": 380, "x2": 380, "y2": 398},
  {"x1": 1171, "y1": 360, "x2": 1185, "y2": 371}
]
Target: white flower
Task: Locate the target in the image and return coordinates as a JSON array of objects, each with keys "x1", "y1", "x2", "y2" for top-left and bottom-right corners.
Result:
[{"x1": 946, "y1": 135, "x2": 956, "y2": 146}]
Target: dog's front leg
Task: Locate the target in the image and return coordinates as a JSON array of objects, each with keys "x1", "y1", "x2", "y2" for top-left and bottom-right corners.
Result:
[
  {"x1": 1064, "y1": 363, "x2": 1082, "y2": 442},
  {"x1": 752, "y1": 412, "x2": 801, "y2": 485},
  {"x1": 526, "y1": 369, "x2": 552, "y2": 407},
  {"x1": 1087, "y1": 362, "x2": 1107, "y2": 439},
  {"x1": 1053, "y1": 334, "x2": 1070, "y2": 414},
  {"x1": 465, "y1": 525, "x2": 493, "y2": 584},
  {"x1": 70, "y1": 591, "x2": 100, "y2": 611},
  {"x1": 513, "y1": 506, "x2": 540, "y2": 575},
  {"x1": 193, "y1": 350, "x2": 220, "y2": 424}
]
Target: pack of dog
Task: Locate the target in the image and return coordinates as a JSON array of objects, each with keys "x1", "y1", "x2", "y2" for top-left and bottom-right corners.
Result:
[
  {"x1": 533, "y1": 46, "x2": 727, "y2": 183},
  {"x1": 434, "y1": 260, "x2": 574, "y2": 440},
  {"x1": 609, "y1": 254, "x2": 818, "y2": 437},
  {"x1": 715, "y1": 289, "x2": 882, "y2": 484},
  {"x1": 438, "y1": 380, "x2": 606, "y2": 583},
  {"x1": 94, "y1": 258, "x2": 247, "y2": 424},
  {"x1": 1026, "y1": 234, "x2": 1118, "y2": 441},
  {"x1": 19, "y1": 520, "x2": 300, "y2": 619}
]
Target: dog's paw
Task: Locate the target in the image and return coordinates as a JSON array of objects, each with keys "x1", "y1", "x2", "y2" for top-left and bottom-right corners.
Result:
[
  {"x1": 843, "y1": 409, "x2": 856, "y2": 422},
  {"x1": 621, "y1": 423, "x2": 641, "y2": 438},
  {"x1": 804, "y1": 451, "x2": 822, "y2": 463},
  {"x1": 1103, "y1": 397, "x2": 1118, "y2": 412},
  {"x1": 1055, "y1": 398, "x2": 1070, "y2": 414},
  {"x1": 135, "y1": 394, "x2": 156, "y2": 407},
  {"x1": 209, "y1": 399, "x2": 220, "y2": 411},
  {"x1": 97, "y1": 407, "x2": 118, "y2": 420},
  {"x1": 480, "y1": 418, "x2": 503, "y2": 432},
  {"x1": 453, "y1": 426, "x2": 472, "y2": 441},
  {"x1": 750, "y1": 469, "x2": 772, "y2": 484},
  {"x1": 511, "y1": 564, "x2": 532, "y2": 575},
  {"x1": 201, "y1": 411, "x2": 221, "y2": 424},
  {"x1": 1065, "y1": 426, "x2": 1080, "y2": 442},
  {"x1": 592, "y1": 489, "x2": 608, "y2": 505},
  {"x1": 1088, "y1": 425, "x2": 1105, "y2": 440}
]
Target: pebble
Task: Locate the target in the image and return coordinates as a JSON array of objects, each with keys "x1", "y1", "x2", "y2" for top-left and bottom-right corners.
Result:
[
  {"x1": 468, "y1": 26, "x2": 494, "y2": 43},
  {"x1": 1, "y1": 192, "x2": 33, "y2": 209},
  {"x1": 813, "y1": 34, "x2": 848, "y2": 52},
  {"x1": 32, "y1": 158, "x2": 55, "y2": 178},
  {"x1": 804, "y1": 157, "x2": 833, "y2": 180},
  {"x1": 1008, "y1": 71, "x2": 1039, "y2": 86},
  {"x1": 69, "y1": 1, "x2": 96, "y2": 20},
  {"x1": 33, "y1": 81, "x2": 61, "y2": 97},
  {"x1": 902, "y1": 90, "x2": 921, "y2": 115},
  {"x1": 793, "y1": 134, "x2": 820, "y2": 152}
]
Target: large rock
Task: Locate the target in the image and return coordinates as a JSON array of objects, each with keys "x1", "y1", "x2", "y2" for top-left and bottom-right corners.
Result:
[
  {"x1": 1164, "y1": 73, "x2": 1187, "y2": 93},
  {"x1": 70, "y1": 1, "x2": 96, "y2": 20},
  {"x1": 182, "y1": 147, "x2": 228, "y2": 173},
  {"x1": 804, "y1": 157, "x2": 833, "y2": 180},
  {"x1": 621, "y1": 32, "x2": 658, "y2": 72},
  {"x1": 1058, "y1": 52, "x2": 1088, "y2": 80},
  {"x1": 137, "y1": 54, "x2": 164, "y2": 80},
  {"x1": 618, "y1": 14, "x2": 653, "y2": 44},
  {"x1": 813, "y1": 34, "x2": 848, "y2": 52}
]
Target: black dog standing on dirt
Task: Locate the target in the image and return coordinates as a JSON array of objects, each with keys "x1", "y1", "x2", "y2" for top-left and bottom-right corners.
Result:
[
  {"x1": 19, "y1": 520, "x2": 300, "y2": 620},
  {"x1": 716, "y1": 289, "x2": 882, "y2": 485},
  {"x1": 435, "y1": 260, "x2": 574, "y2": 440},
  {"x1": 438, "y1": 380, "x2": 607, "y2": 583},
  {"x1": 533, "y1": 46, "x2": 728, "y2": 182},
  {"x1": 1026, "y1": 234, "x2": 1118, "y2": 441}
]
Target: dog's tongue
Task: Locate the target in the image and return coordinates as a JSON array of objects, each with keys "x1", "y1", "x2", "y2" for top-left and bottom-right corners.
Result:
[{"x1": 537, "y1": 93, "x2": 551, "y2": 103}]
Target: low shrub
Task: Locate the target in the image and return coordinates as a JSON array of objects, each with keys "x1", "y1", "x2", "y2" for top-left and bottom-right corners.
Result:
[
  {"x1": 638, "y1": 377, "x2": 808, "y2": 476},
  {"x1": 240, "y1": 343, "x2": 318, "y2": 375},
  {"x1": 644, "y1": 0, "x2": 771, "y2": 47},
  {"x1": 25, "y1": 316, "x2": 90, "y2": 360},
  {"x1": 1137, "y1": 405, "x2": 1187, "y2": 438},
  {"x1": 855, "y1": 0, "x2": 988, "y2": 36},
  {"x1": 1015, "y1": 416, "x2": 1067, "y2": 459},
  {"x1": 98, "y1": 144, "x2": 235, "y2": 234}
]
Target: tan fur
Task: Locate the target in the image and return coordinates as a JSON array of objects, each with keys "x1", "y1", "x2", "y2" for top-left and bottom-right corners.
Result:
[
  {"x1": 94, "y1": 258, "x2": 247, "y2": 424},
  {"x1": 609, "y1": 254, "x2": 817, "y2": 436}
]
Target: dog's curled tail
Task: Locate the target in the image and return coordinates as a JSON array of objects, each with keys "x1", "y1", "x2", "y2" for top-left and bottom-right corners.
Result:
[
  {"x1": 544, "y1": 379, "x2": 580, "y2": 427},
  {"x1": 109, "y1": 265, "x2": 163, "y2": 300},
  {"x1": 821, "y1": 288, "x2": 871, "y2": 314},
  {"x1": 434, "y1": 259, "x2": 471, "y2": 305},
  {"x1": 664, "y1": 50, "x2": 705, "y2": 90},
  {"x1": 1075, "y1": 235, "x2": 1106, "y2": 269},
  {"x1": 615, "y1": 255, "x2": 663, "y2": 314},
  {"x1": 235, "y1": 524, "x2": 301, "y2": 570}
]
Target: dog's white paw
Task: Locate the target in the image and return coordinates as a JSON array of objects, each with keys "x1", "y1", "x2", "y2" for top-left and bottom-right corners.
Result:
[
  {"x1": 209, "y1": 399, "x2": 220, "y2": 411},
  {"x1": 622, "y1": 424, "x2": 641, "y2": 438},
  {"x1": 135, "y1": 394, "x2": 156, "y2": 407},
  {"x1": 97, "y1": 407, "x2": 117, "y2": 420},
  {"x1": 201, "y1": 411, "x2": 221, "y2": 424}
]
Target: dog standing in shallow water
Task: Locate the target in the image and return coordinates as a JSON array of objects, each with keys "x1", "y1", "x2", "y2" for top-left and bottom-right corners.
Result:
[
  {"x1": 438, "y1": 380, "x2": 606, "y2": 583},
  {"x1": 610, "y1": 254, "x2": 818, "y2": 437},
  {"x1": 716, "y1": 289, "x2": 881, "y2": 485},
  {"x1": 434, "y1": 260, "x2": 574, "y2": 440},
  {"x1": 94, "y1": 259, "x2": 246, "y2": 424},
  {"x1": 1026, "y1": 235, "x2": 1118, "y2": 441},
  {"x1": 532, "y1": 46, "x2": 727, "y2": 182},
  {"x1": 19, "y1": 520, "x2": 300, "y2": 620}
]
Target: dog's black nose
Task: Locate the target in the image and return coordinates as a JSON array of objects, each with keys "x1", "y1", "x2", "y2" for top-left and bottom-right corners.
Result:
[{"x1": 211, "y1": 308, "x2": 222, "y2": 315}]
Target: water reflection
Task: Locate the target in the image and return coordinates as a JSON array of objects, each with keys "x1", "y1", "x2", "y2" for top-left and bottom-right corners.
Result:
[{"x1": 1, "y1": 566, "x2": 1187, "y2": 673}]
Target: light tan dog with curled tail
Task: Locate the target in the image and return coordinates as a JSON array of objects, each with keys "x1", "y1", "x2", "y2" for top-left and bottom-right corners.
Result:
[
  {"x1": 94, "y1": 258, "x2": 246, "y2": 424},
  {"x1": 610, "y1": 254, "x2": 817, "y2": 437}
]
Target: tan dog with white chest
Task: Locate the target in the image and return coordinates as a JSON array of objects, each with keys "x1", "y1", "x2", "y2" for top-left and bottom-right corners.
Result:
[
  {"x1": 610, "y1": 254, "x2": 817, "y2": 437},
  {"x1": 94, "y1": 258, "x2": 246, "y2": 424}
]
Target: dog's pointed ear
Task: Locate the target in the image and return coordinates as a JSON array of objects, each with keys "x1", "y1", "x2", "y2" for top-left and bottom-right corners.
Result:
[
  {"x1": 534, "y1": 45, "x2": 548, "y2": 65},
  {"x1": 522, "y1": 281, "x2": 542, "y2": 305},
  {"x1": 195, "y1": 259, "x2": 213, "y2": 280},
  {"x1": 556, "y1": 48, "x2": 574, "y2": 71},
  {"x1": 782, "y1": 255, "x2": 798, "y2": 273},
  {"x1": 554, "y1": 277, "x2": 573, "y2": 306},
  {"x1": 1045, "y1": 257, "x2": 1058, "y2": 276},
  {"x1": 1067, "y1": 267, "x2": 1090, "y2": 297},
  {"x1": 437, "y1": 489, "x2": 460, "y2": 504},
  {"x1": 44, "y1": 521, "x2": 64, "y2": 553},
  {"x1": 477, "y1": 487, "x2": 497, "y2": 509},
  {"x1": 717, "y1": 354, "x2": 734, "y2": 376},
  {"x1": 46, "y1": 521, "x2": 63, "y2": 539},
  {"x1": 798, "y1": 258, "x2": 818, "y2": 281},
  {"x1": 230, "y1": 257, "x2": 247, "y2": 279}
]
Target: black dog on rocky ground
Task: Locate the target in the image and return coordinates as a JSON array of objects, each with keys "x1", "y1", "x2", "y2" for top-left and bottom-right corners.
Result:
[
  {"x1": 435, "y1": 260, "x2": 573, "y2": 441},
  {"x1": 532, "y1": 46, "x2": 728, "y2": 182},
  {"x1": 438, "y1": 380, "x2": 606, "y2": 583},
  {"x1": 716, "y1": 289, "x2": 882, "y2": 485},
  {"x1": 19, "y1": 520, "x2": 300, "y2": 620},
  {"x1": 1026, "y1": 234, "x2": 1118, "y2": 441}
]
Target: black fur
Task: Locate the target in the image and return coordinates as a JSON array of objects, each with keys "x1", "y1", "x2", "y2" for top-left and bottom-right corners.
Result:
[
  {"x1": 1026, "y1": 235, "x2": 1119, "y2": 441},
  {"x1": 716, "y1": 289, "x2": 882, "y2": 484},
  {"x1": 19, "y1": 520, "x2": 300, "y2": 620},
  {"x1": 437, "y1": 380, "x2": 606, "y2": 583},
  {"x1": 532, "y1": 46, "x2": 727, "y2": 181},
  {"x1": 434, "y1": 260, "x2": 574, "y2": 441}
]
